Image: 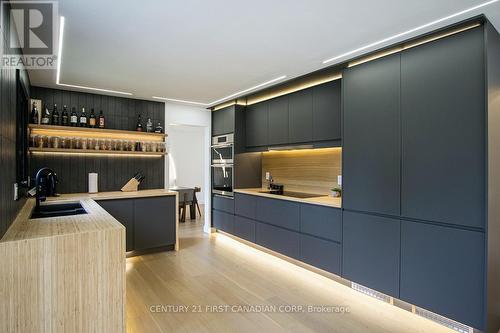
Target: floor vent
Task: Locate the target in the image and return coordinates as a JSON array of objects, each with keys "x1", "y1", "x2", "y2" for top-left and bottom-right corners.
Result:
[
  {"x1": 414, "y1": 306, "x2": 473, "y2": 333},
  {"x1": 351, "y1": 282, "x2": 391, "y2": 303}
]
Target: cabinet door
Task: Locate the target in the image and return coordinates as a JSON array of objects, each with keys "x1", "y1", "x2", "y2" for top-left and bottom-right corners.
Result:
[
  {"x1": 234, "y1": 215, "x2": 256, "y2": 242},
  {"x1": 245, "y1": 102, "x2": 268, "y2": 147},
  {"x1": 342, "y1": 211, "x2": 400, "y2": 297},
  {"x1": 312, "y1": 80, "x2": 341, "y2": 142},
  {"x1": 288, "y1": 89, "x2": 313, "y2": 143},
  {"x1": 400, "y1": 220, "x2": 485, "y2": 330},
  {"x1": 256, "y1": 222, "x2": 300, "y2": 260},
  {"x1": 300, "y1": 234, "x2": 341, "y2": 275},
  {"x1": 212, "y1": 195, "x2": 234, "y2": 214},
  {"x1": 212, "y1": 209, "x2": 234, "y2": 233},
  {"x1": 342, "y1": 54, "x2": 401, "y2": 216},
  {"x1": 212, "y1": 106, "x2": 234, "y2": 136},
  {"x1": 268, "y1": 95, "x2": 289, "y2": 145},
  {"x1": 256, "y1": 197, "x2": 300, "y2": 231},
  {"x1": 133, "y1": 196, "x2": 176, "y2": 251},
  {"x1": 97, "y1": 199, "x2": 134, "y2": 251},
  {"x1": 401, "y1": 28, "x2": 485, "y2": 228},
  {"x1": 300, "y1": 204, "x2": 341, "y2": 243},
  {"x1": 234, "y1": 193, "x2": 257, "y2": 219}
]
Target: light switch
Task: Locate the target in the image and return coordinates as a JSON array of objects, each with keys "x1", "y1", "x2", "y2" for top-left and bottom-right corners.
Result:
[
  {"x1": 13, "y1": 183, "x2": 18, "y2": 201},
  {"x1": 265, "y1": 172, "x2": 271, "y2": 180},
  {"x1": 337, "y1": 175, "x2": 342, "y2": 186}
]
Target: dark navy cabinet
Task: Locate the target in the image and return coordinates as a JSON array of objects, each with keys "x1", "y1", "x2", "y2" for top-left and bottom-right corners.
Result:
[
  {"x1": 234, "y1": 193, "x2": 257, "y2": 219},
  {"x1": 245, "y1": 102, "x2": 268, "y2": 147},
  {"x1": 288, "y1": 89, "x2": 313, "y2": 143},
  {"x1": 234, "y1": 216, "x2": 256, "y2": 242},
  {"x1": 268, "y1": 95, "x2": 289, "y2": 145},
  {"x1": 97, "y1": 199, "x2": 135, "y2": 251},
  {"x1": 401, "y1": 28, "x2": 485, "y2": 229},
  {"x1": 256, "y1": 197, "x2": 300, "y2": 231},
  {"x1": 212, "y1": 209, "x2": 235, "y2": 234},
  {"x1": 212, "y1": 195, "x2": 234, "y2": 215},
  {"x1": 212, "y1": 105, "x2": 235, "y2": 136},
  {"x1": 342, "y1": 211, "x2": 400, "y2": 297},
  {"x1": 342, "y1": 54, "x2": 401, "y2": 216},
  {"x1": 256, "y1": 222, "x2": 300, "y2": 260},
  {"x1": 400, "y1": 220, "x2": 485, "y2": 330},
  {"x1": 312, "y1": 80, "x2": 341, "y2": 142},
  {"x1": 300, "y1": 234, "x2": 341, "y2": 275},
  {"x1": 300, "y1": 204, "x2": 341, "y2": 243}
]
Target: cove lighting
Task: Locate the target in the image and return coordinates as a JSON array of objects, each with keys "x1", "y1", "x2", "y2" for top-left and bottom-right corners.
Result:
[
  {"x1": 30, "y1": 151, "x2": 162, "y2": 158},
  {"x1": 153, "y1": 75, "x2": 287, "y2": 107},
  {"x1": 322, "y1": 0, "x2": 499, "y2": 65},
  {"x1": 56, "y1": 16, "x2": 132, "y2": 96}
]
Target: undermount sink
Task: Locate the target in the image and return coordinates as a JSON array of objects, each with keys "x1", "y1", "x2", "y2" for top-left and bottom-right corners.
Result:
[
  {"x1": 30, "y1": 202, "x2": 88, "y2": 219},
  {"x1": 258, "y1": 190, "x2": 323, "y2": 199}
]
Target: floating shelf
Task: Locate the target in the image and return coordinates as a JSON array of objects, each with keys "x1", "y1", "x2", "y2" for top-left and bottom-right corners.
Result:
[
  {"x1": 29, "y1": 147, "x2": 166, "y2": 157},
  {"x1": 28, "y1": 124, "x2": 166, "y2": 142}
]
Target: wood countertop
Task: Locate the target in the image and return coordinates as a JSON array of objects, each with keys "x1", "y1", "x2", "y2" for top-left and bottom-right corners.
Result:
[
  {"x1": 234, "y1": 188, "x2": 342, "y2": 208},
  {"x1": 47, "y1": 188, "x2": 178, "y2": 201}
]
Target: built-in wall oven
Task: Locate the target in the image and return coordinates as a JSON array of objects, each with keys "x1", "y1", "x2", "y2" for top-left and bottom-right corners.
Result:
[{"x1": 211, "y1": 133, "x2": 234, "y2": 196}]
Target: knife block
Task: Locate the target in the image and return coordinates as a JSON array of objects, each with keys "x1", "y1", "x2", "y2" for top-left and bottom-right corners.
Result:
[{"x1": 121, "y1": 178, "x2": 140, "y2": 192}]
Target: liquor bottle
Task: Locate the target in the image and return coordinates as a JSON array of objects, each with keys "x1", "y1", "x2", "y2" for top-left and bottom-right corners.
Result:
[
  {"x1": 146, "y1": 117, "x2": 153, "y2": 132},
  {"x1": 70, "y1": 107, "x2": 78, "y2": 127},
  {"x1": 30, "y1": 102, "x2": 39, "y2": 124},
  {"x1": 41, "y1": 105, "x2": 50, "y2": 124},
  {"x1": 136, "y1": 115, "x2": 143, "y2": 132},
  {"x1": 98, "y1": 110, "x2": 105, "y2": 128},
  {"x1": 51, "y1": 104, "x2": 60, "y2": 125},
  {"x1": 61, "y1": 105, "x2": 69, "y2": 126},
  {"x1": 154, "y1": 122, "x2": 163, "y2": 134},
  {"x1": 89, "y1": 108, "x2": 96, "y2": 128},
  {"x1": 79, "y1": 107, "x2": 87, "y2": 127}
]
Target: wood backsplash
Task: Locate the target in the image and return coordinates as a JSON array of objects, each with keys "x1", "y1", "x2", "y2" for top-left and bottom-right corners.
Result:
[{"x1": 261, "y1": 148, "x2": 341, "y2": 195}]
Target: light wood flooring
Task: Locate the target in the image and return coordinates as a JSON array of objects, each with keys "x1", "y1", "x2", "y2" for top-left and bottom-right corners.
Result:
[{"x1": 126, "y1": 208, "x2": 455, "y2": 333}]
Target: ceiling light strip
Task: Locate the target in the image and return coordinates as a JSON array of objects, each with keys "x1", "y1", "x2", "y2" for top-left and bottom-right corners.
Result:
[
  {"x1": 323, "y1": 0, "x2": 499, "y2": 65},
  {"x1": 347, "y1": 23, "x2": 481, "y2": 68},
  {"x1": 56, "y1": 16, "x2": 132, "y2": 96},
  {"x1": 151, "y1": 96, "x2": 208, "y2": 106}
]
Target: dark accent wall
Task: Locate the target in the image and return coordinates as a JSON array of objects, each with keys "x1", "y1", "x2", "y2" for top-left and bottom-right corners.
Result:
[
  {"x1": 29, "y1": 86, "x2": 165, "y2": 194},
  {"x1": 0, "y1": 5, "x2": 31, "y2": 238}
]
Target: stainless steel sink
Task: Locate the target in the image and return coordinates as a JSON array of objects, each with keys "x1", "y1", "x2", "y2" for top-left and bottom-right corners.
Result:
[
  {"x1": 258, "y1": 190, "x2": 322, "y2": 199},
  {"x1": 30, "y1": 202, "x2": 88, "y2": 219}
]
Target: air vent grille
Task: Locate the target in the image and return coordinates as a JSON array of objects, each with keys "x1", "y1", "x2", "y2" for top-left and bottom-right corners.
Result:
[
  {"x1": 351, "y1": 282, "x2": 391, "y2": 303},
  {"x1": 414, "y1": 307, "x2": 473, "y2": 333}
]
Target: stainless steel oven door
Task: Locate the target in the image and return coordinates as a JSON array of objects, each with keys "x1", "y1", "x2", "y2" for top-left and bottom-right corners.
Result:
[{"x1": 211, "y1": 164, "x2": 233, "y2": 196}]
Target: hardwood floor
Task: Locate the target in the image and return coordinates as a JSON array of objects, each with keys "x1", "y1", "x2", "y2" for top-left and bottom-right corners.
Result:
[{"x1": 126, "y1": 208, "x2": 454, "y2": 333}]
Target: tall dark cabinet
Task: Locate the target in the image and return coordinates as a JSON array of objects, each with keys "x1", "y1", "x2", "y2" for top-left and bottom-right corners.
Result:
[
  {"x1": 312, "y1": 80, "x2": 341, "y2": 142},
  {"x1": 342, "y1": 54, "x2": 401, "y2": 216}
]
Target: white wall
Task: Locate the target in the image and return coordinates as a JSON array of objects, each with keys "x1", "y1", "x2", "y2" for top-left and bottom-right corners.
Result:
[{"x1": 164, "y1": 102, "x2": 211, "y2": 232}]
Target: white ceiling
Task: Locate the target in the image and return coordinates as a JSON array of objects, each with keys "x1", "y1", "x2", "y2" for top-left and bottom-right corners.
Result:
[{"x1": 28, "y1": 0, "x2": 500, "y2": 106}]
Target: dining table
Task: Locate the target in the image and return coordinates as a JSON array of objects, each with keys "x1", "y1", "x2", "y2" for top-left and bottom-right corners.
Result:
[{"x1": 169, "y1": 186, "x2": 196, "y2": 222}]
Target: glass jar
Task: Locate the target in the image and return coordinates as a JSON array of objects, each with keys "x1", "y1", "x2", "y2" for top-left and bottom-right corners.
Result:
[
  {"x1": 81, "y1": 137, "x2": 88, "y2": 150},
  {"x1": 30, "y1": 134, "x2": 38, "y2": 147},
  {"x1": 51, "y1": 136, "x2": 60, "y2": 149}
]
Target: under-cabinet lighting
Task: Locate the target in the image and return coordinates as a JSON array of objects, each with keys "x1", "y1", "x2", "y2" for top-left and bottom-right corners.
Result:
[
  {"x1": 30, "y1": 151, "x2": 163, "y2": 158},
  {"x1": 322, "y1": 0, "x2": 499, "y2": 65},
  {"x1": 56, "y1": 17, "x2": 132, "y2": 96}
]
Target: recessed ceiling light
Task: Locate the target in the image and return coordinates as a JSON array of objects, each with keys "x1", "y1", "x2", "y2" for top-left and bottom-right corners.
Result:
[
  {"x1": 153, "y1": 75, "x2": 287, "y2": 107},
  {"x1": 56, "y1": 16, "x2": 132, "y2": 96},
  {"x1": 322, "y1": 0, "x2": 499, "y2": 65}
]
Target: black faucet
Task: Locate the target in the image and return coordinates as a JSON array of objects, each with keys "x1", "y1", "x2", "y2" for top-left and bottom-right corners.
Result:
[{"x1": 34, "y1": 167, "x2": 56, "y2": 209}]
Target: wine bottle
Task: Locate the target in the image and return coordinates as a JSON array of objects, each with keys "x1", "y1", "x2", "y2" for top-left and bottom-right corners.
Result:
[
  {"x1": 98, "y1": 110, "x2": 105, "y2": 128},
  {"x1": 136, "y1": 115, "x2": 143, "y2": 132},
  {"x1": 30, "y1": 102, "x2": 39, "y2": 124},
  {"x1": 62, "y1": 105, "x2": 69, "y2": 126},
  {"x1": 51, "y1": 104, "x2": 60, "y2": 125},
  {"x1": 154, "y1": 122, "x2": 163, "y2": 133},
  {"x1": 146, "y1": 117, "x2": 153, "y2": 132},
  {"x1": 89, "y1": 108, "x2": 96, "y2": 128},
  {"x1": 79, "y1": 107, "x2": 87, "y2": 127},
  {"x1": 70, "y1": 107, "x2": 78, "y2": 127},
  {"x1": 41, "y1": 105, "x2": 51, "y2": 124}
]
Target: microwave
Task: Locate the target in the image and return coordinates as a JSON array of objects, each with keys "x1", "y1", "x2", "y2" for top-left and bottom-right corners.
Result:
[{"x1": 211, "y1": 133, "x2": 234, "y2": 164}]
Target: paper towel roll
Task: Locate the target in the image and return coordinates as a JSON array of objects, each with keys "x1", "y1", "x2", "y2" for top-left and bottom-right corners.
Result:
[{"x1": 88, "y1": 173, "x2": 98, "y2": 193}]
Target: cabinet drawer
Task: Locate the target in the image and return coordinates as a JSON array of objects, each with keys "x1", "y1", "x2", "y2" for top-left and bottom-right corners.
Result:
[
  {"x1": 213, "y1": 210, "x2": 234, "y2": 233},
  {"x1": 213, "y1": 195, "x2": 234, "y2": 214},
  {"x1": 234, "y1": 193, "x2": 257, "y2": 219},
  {"x1": 300, "y1": 234, "x2": 341, "y2": 275},
  {"x1": 256, "y1": 222, "x2": 300, "y2": 260},
  {"x1": 234, "y1": 216, "x2": 256, "y2": 243},
  {"x1": 400, "y1": 220, "x2": 484, "y2": 330},
  {"x1": 342, "y1": 211, "x2": 400, "y2": 297},
  {"x1": 256, "y1": 197, "x2": 300, "y2": 231},
  {"x1": 300, "y1": 204, "x2": 341, "y2": 243}
]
